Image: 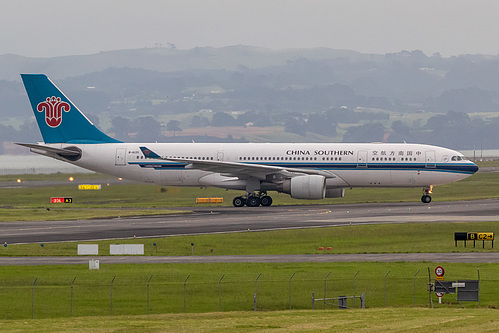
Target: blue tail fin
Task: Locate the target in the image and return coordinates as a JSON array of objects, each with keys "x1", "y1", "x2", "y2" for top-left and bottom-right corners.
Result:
[{"x1": 21, "y1": 74, "x2": 120, "y2": 144}]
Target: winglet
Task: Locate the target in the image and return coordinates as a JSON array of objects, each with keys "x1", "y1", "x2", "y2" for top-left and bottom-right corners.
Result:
[{"x1": 140, "y1": 146, "x2": 162, "y2": 159}]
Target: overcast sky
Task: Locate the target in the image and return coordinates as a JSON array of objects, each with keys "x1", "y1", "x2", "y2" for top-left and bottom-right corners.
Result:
[{"x1": 2, "y1": 0, "x2": 499, "y2": 58}]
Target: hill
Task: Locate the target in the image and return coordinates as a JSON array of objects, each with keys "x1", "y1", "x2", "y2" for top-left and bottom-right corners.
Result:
[{"x1": 2, "y1": 46, "x2": 499, "y2": 150}]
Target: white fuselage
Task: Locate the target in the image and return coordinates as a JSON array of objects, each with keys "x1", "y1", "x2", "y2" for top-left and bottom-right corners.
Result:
[{"x1": 47, "y1": 142, "x2": 477, "y2": 191}]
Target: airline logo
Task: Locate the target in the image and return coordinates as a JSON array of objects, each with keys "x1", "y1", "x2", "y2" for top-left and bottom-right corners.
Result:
[{"x1": 37, "y1": 96, "x2": 70, "y2": 128}]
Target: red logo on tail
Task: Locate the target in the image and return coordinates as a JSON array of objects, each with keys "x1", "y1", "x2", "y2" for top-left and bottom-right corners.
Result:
[{"x1": 37, "y1": 97, "x2": 70, "y2": 128}]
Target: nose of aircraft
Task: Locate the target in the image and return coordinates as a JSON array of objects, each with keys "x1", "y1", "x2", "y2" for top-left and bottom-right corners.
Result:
[{"x1": 470, "y1": 162, "x2": 479, "y2": 174}]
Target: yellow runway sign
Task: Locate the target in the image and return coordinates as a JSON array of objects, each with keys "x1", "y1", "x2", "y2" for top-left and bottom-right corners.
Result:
[{"x1": 78, "y1": 184, "x2": 101, "y2": 190}]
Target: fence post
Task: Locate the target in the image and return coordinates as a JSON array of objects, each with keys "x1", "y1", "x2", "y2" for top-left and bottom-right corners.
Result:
[
  {"x1": 218, "y1": 274, "x2": 225, "y2": 312},
  {"x1": 70, "y1": 277, "x2": 76, "y2": 317},
  {"x1": 110, "y1": 276, "x2": 116, "y2": 315},
  {"x1": 147, "y1": 275, "x2": 153, "y2": 315},
  {"x1": 312, "y1": 292, "x2": 315, "y2": 309},
  {"x1": 413, "y1": 269, "x2": 420, "y2": 307},
  {"x1": 254, "y1": 273, "x2": 261, "y2": 311},
  {"x1": 289, "y1": 272, "x2": 295, "y2": 310},
  {"x1": 323, "y1": 271, "x2": 331, "y2": 310},
  {"x1": 427, "y1": 266, "x2": 433, "y2": 309},
  {"x1": 183, "y1": 275, "x2": 190, "y2": 313},
  {"x1": 384, "y1": 271, "x2": 390, "y2": 307},
  {"x1": 477, "y1": 268, "x2": 481, "y2": 308},
  {"x1": 353, "y1": 270, "x2": 359, "y2": 308},
  {"x1": 361, "y1": 292, "x2": 365, "y2": 308},
  {"x1": 31, "y1": 278, "x2": 37, "y2": 319}
]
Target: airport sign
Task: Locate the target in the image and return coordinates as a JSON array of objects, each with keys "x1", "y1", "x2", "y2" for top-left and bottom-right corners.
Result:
[
  {"x1": 51, "y1": 197, "x2": 73, "y2": 203},
  {"x1": 78, "y1": 184, "x2": 101, "y2": 190},
  {"x1": 435, "y1": 266, "x2": 445, "y2": 277}
]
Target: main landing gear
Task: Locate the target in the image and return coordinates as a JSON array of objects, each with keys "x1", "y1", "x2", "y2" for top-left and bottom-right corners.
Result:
[
  {"x1": 232, "y1": 192, "x2": 273, "y2": 207},
  {"x1": 421, "y1": 185, "x2": 433, "y2": 204}
]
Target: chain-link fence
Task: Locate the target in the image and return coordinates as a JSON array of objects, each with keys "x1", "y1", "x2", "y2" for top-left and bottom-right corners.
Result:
[{"x1": 0, "y1": 268, "x2": 491, "y2": 319}]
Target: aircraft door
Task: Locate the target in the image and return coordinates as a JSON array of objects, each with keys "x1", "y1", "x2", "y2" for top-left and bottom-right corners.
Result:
[
  {"x1": 115, "y1": 148, "x2": 126, "y2": 166},
  {"x1": 217, "y1": 151, "x2": 224, "y2": 161},
  {"x1": 425, "y1": 151, "x2": 436, "y2": 168},
  {"x1": 357, "y1": 150, "x2": 368, "y2": 168}
]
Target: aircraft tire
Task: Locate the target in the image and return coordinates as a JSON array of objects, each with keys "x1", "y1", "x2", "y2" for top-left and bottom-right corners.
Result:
[
  {"x1": 260, "y1": 196, "x2": 273, "y2": 207},
  {"x1": 421, "y1": 195, "x2": 432, "y2": 204},
  {"x1": 233, "y1": 196, "x2": 246, "y2": 207},
  {"x1": 246, "y1": 196, "x2": 261, "y2": 207}
]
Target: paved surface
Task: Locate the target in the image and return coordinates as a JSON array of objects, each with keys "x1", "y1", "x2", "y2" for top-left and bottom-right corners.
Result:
[
  {"x1": 1, "y1": 199, "x2": 498, "y2": 265},
  {"x1": 1, "y1": 199, "x2": 498, "y2": 245},
  {"x1": 1, "y1": 253, "x2": 499, "y2": 266}
]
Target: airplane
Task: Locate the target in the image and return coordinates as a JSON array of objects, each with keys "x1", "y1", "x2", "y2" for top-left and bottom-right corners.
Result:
[{"x1": 18, "y1": 74, "x2": 479, "y2": 207}]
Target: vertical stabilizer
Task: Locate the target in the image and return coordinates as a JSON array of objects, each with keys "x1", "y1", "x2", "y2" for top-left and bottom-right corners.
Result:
[{"x1": 21, "y1": 74, "x2": 120, "y2": 144}]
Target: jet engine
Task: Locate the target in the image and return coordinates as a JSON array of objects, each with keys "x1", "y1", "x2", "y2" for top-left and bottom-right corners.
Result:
[
  {"x1": 282, "y1": 175, "x2": 326, "y2": 199},
  {"x1": 325, "y1": 188, "x2": 345, "y2": 198}
]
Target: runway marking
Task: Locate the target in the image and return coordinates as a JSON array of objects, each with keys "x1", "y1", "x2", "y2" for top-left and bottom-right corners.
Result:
[{"x1": 3, "y1": 199, "x2": 499, "y2": 245}]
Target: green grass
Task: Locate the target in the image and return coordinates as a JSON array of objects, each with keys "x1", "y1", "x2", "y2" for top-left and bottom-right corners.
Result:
[
  {"x1": 0, "y1": 172, "x2": 498, "y2": 223},
  {"x1": 2, "y1": 221, "x2": 498, "y2": 256},
  {"x1": 0, "y1": 207, "x2": 188, "y2": 222},
  {"x1": 1, "y1": 220, "x2": 497, "y2": 320},
  {"x1": 1, "y1": 308, "x2": 498, "y2": 332},
  {"x1": 475, "y1": 160, "x2": 499, "y2": 167},
  {"x1": 0, "y1": 172, "x2": 108, "y2": 182},
  {"x1": 0, "y1": 171, "x2": 498, "y2": 326},
  {"x1": 0, "y1": 262, "x2": 497, "y2": 321}
]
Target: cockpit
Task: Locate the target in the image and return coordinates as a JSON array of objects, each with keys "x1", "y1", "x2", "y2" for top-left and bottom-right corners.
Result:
[{"x1": 451, "y1": 155, "x2": 466, "y2": 161}]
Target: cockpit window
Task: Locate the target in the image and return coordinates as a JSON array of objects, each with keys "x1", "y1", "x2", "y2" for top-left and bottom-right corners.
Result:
[{"x1": 451, "y1": 156, "x2": 466, "y2": 161}]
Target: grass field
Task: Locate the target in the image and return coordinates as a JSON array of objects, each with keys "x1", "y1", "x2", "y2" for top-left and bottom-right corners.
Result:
[
  {"x1": 0, "y1": 262, "x2": 497, "y2": 319},
  {"x1": 0, "y1": 171, "x2": 498, "y2": 222},
  {"x1": 2, "y1": 308, "x2": 499, "y2": 333},
  {"x1": 0, "y1": 169, "x2": 498, "y2": 329},
  {"x1": 2, "y1": 221, "x2": 498, "y2": 256}
]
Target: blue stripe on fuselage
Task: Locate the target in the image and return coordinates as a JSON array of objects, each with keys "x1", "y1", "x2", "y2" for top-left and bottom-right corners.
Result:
[{"x1": 128, "y1": 161, "x2": 477, "y2": 174}]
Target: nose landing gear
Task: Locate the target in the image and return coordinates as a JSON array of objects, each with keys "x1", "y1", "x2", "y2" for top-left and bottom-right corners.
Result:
[{"x1": 421, "y1": 185, "x2": 433, "y2": 204}]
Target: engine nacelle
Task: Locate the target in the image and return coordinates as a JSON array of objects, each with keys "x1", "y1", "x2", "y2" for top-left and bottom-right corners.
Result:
[
  {"x1": 282, "y1": 175, "x2": 326, "y2": 199},
  {"x1": 325, "y1": 188, "x2": 345, "y2": 198}
]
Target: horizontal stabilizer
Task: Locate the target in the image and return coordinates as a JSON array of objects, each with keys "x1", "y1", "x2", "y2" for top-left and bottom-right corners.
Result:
[{"x1": 16, "y1": 143, "x2": 82, "y2": 160}]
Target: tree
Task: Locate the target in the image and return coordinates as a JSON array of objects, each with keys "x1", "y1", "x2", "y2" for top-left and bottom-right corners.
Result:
[
  {"x1": 166, "y1": 120, "x2": 182, "y2": 136},
  {"x1": 307, "y1": 113, "x2": 336, "y2": 137},
  {"x1": 190, "y1": 115, "x2": 210, "y2": 128},
  {"x1": 284, "y1": 117, "x2": 306, "y2": 136},
  {"x1": 136, "y1": 117, "x2": 162, "y2": 142},
  {"x1": 343, "y1": 123, "x2": 385, "y2": 143},
  {"x1": 211, "y1": 112, "x2": 237, "y2": 127},
  {"x1": 109, "y1": 117, "x2": 132, "y2": 141}
]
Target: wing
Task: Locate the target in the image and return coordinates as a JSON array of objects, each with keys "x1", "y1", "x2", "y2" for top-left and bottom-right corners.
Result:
[{"x1": 139, "y1": 146, "x2": 338, "y2": 181}]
